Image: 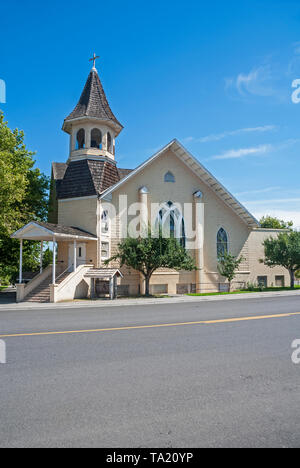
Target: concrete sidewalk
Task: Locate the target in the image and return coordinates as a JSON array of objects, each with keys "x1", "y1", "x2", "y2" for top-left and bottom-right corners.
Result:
[{"x1": 0, "y1": 289, "x2": 299, "y2": 311}]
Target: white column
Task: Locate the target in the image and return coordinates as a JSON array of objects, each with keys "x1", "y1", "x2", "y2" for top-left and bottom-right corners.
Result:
[
  {"x1": 139, "y1": 186, "x2": 149, "y2": 295},
  {"x1": 86, "y1": 127, "x2": 91, "y2": 149},
  {"x1": 19, "y1": 239, "x2": 23, "y2": 284},
  {"x1": 40, "y1": 241, "x2": 43, "y2": 274},
  {"x1": 73, "y1": 239, "x2": 77, "y2": 271},
  {"x1": 194, "y1": 191, "x2": 204, "y2": 293},
  {"x1": 52, "y1": 237, "x2": 56, "y2": 284}
]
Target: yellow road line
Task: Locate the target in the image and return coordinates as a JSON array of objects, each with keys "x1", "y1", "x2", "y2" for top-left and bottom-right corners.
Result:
[{"x1": 1, "y1": 311, "x2": 300, "y2": 339}]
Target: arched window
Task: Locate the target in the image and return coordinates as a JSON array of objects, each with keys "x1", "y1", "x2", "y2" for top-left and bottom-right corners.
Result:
[
  {"x1": 107, "y1": 132, "x2": 112, "y2": 153},
  {"x1": 101, "y1": 210, "x2": 109, "y2": 234},
  {"x1": 76, "y1": 129, "x2": 85, "y2": 149},
  {"x1": 164, "y1": 171, "x2": 175, "y2": 183},
  {"x1": 91, "y1": 128, "x2": 102, "y2": 149},
  {"x1": 156, "y1": 201, "x2": 186, "y2": 248},
  {"x1": 217, "y1": 228, "x2": 228, "y2": 258}
]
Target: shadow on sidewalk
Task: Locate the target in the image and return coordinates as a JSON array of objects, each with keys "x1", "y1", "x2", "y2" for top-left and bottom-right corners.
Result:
[{"x1": 0, "y1": 287, "x2": 16, "y2": 304}]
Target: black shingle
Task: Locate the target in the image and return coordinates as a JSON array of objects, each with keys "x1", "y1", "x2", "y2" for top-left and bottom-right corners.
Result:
[
  {"x1": 56, "y1": 159, "x2": 120, "y2": 200},
  {"x1": 64, "y1": 69, "x2": 123, "y2": 130}
]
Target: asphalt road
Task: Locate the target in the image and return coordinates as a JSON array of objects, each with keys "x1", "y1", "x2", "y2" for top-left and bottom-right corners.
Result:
[{"x1": 0, "y1": 296, "x2": 300, "y2": 448}]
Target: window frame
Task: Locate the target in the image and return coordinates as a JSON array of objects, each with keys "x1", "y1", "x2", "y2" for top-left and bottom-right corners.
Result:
[
  {"x1": 164, "y1": 171, "x2": 175, "y2": 183},
  {"x1": 101, "y1": 241, "x2": 110, "y2": 260},
  {"x1": 217, "y1": 227, "x2": 228, "y2": 259}
]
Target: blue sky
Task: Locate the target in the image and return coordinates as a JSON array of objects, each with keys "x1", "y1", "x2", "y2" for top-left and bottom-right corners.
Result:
[{"x1": 1, "y1": 0, "x2": 300, "y2": 227}]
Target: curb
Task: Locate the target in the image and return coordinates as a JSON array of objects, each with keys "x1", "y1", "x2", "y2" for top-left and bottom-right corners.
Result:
[{"x1": 0, "y1": 290, "x2": 299, "y2": 311}]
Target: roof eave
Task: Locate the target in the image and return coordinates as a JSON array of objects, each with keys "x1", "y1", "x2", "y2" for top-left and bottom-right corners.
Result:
[
  {"x1": 100, "y1": 139, "x2": 259, "y2": 229},
  {"x1": 62, "y1": 116, "x2": 123, "y2": 136}
]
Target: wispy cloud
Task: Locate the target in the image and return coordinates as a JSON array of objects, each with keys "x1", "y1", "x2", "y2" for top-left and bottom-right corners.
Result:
[
  {"x1": 184, "y1": 125, "x2": 277, "y2": 144},
  {"x1": 225, "y1": 64, "x2": 276, "y2": 97},
  {"x1": 211, "y1": 144, "x2": 272, "y2": 160},
  {"x1": 235, "y1": 186, "x2": 281, "y2": 196},
  {"x1": 244, "y1": 198, "x2": 300, "y2": 205},
  {"x1": 210, "y1": 138, "x2": 300, "y2": 161}
]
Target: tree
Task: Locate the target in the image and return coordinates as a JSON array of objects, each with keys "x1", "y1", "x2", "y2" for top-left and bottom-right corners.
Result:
[
  {"x1": 105, "y1": 234, "x2": 196, "y2": 296},
  {"x1": 259, "y1": 215, "x2": 293, "y2": 230},
  {"x1": 261, "y1": 231, "x2": 300, "y2": 288},
  {"x1": 0, "y1": 112, "x2": 49, "y2": 284},
  {"x1": 217, "y1": 252, "x2": 244, "y2": 292}
]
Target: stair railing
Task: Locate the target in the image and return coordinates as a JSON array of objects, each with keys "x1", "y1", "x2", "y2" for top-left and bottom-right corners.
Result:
[{"x1": 55, "y1": 263, "x2": 73, "y2": 283}]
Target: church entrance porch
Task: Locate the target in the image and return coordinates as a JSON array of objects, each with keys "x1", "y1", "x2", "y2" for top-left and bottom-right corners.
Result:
[{"x1": 11, "y1": 221, "x2": 97, "y2": 303}]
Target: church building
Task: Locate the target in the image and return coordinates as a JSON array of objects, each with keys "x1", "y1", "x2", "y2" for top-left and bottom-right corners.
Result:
[{"x1": 12, "y1": 57, "x2": 289, "y2": 302}]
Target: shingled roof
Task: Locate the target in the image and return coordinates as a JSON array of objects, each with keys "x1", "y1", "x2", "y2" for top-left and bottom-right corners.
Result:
[
  {"x1": 56, "y1": 159, "x2": 120, "y2": 200},
  {"x1": 11, "y1": 221, "x2": 97, "y2": 240},
  {"x1": 63, "y1": 69, "x2": 123, "y2": 134},
  {"x1": 52, "y1": 162, "x2": 67, "y2": 181},
  {"x1": 118, "y1": 168, "x2": 133, "y2": 179}
]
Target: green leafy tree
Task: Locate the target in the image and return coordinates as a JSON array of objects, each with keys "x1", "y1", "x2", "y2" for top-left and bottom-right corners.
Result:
[
  {"x1": 259, "y1": 215, "x2": 293, "y2": 230},
  {"x1": 0, "y1": 112, "x2": 49, "y2": 284},
  {"x1": 105, "y1": 234, "x2": 196, "y2": 296},
  {"x1": 261, "y1": 231, "x2": 300, "y2": 288},
  {"x1": 217, "y1": 252, "x2": 244, "y2": 292}
]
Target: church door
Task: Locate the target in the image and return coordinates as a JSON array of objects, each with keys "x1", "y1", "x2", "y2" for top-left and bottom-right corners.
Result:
[{"x1": 68, "y1": 243, "x2": 86, "y2": 271}]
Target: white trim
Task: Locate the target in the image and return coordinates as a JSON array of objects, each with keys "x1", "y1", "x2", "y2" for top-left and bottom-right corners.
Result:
[
  {"x1": 100, "y1": 240, "x2": 110, "y2": 261},
  {"x1": 252, "y1": 228, "x2": 290, "y2": 233},
  {"x1": 19, "y1": 239, "x2": 23, "y2": 284},
  {"x1": 12, "y1": 221, "x2": 54, "y2": 238},
  {"x1": 58, "y1": 195, "x2": 98, "y2": 202},
  {"x1": 99, "y1": 139, "x2": 259, "y2": 228}
]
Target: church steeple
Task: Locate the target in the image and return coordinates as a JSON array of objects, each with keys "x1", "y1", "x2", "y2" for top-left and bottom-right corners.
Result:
[{"x1": 63, "y1": 56, "x2": 123, "y2": 162}]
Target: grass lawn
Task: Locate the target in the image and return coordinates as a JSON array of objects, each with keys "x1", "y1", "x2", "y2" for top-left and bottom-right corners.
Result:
[{"x1": 187, "y1": 285, "x2": 300, "y2": 297}]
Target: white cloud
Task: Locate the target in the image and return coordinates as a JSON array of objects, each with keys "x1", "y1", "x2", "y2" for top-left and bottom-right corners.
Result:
[
  {"x1": 253, "y1": 210, "x2": 300, "y2": 230},
  {"x1": 244, "y1": 198, "x2": 300, "y2": 205},
  {"x1": 211, "y1": 144, "x2": 271, "y2": 160},
  {"x1": 226, "y1": 65, "x2": 276, "y2": 97},
  {"x1": 210, "y1": 138, "x2": 299, "y2": 161},
  {"x1": 235, "y1": 187, "x2": 281, "y2": 196},
  {"x1": 185, "y1": 125, "x2": 277, "y2": 144}
]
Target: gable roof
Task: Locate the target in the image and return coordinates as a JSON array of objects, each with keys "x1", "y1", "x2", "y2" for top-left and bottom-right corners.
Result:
[
  {"x1": 100, "y1": 139, "x2": 259, "y2": 228},
  {"x1": 11, "y1": 221, "x2": 97, "y2": 241},
  {"x1": 63, "y1": 69, "x2": 123, "y2": 135}
]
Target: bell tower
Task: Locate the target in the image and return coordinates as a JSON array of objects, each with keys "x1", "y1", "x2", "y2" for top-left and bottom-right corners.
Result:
[{"x1": 62, "y1": 54, "x2": 123, "y2": 162}]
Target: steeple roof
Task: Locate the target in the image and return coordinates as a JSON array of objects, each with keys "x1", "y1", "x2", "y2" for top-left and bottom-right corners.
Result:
[{"x1": 63, "y1": 68, "x2": 123, "y2": 135}]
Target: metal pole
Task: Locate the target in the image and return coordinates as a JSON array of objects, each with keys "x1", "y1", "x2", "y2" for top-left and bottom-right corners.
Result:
[
  {"x1": 19, "y1": 239, "x2": 23, "y2": 284},
  {"x1": 40, "y1": 241, "x2": 43, "y2": 274},
  {"x1": 109, "y1": 277, "x2": 114, "y2": 300},
  {"x1": 52, "y1": 238, "x2": 56, "y2": 284}
]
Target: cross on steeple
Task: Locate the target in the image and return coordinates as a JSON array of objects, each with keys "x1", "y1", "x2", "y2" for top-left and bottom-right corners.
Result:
[{"x1": 89, "y1": 53, "x2": 100, "y2": 70}]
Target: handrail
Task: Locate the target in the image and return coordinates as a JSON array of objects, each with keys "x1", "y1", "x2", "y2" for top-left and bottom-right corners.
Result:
[{"x1": 56, "y1": 264, "x2": 73, "y2": 283}]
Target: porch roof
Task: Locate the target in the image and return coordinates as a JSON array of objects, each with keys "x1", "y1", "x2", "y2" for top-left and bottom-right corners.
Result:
[
  {"x1": 84, "y1": 268, "x2": 123, "y2": 279},
  {"x1": 11, "y1": 221, "x2": 97, "y2": 241}
]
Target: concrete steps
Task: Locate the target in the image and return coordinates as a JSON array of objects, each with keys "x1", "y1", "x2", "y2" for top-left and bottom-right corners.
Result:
[{"x1": 24, "y1": 272, "x2": 70, "y2": 303}]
